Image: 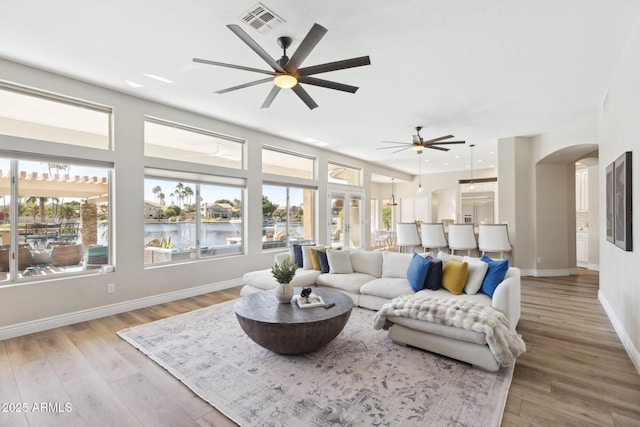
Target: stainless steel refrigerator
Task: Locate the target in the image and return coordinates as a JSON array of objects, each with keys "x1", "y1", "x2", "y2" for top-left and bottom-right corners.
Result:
[{"x1": 460, "y1": 191, "x2": 494, "y2": 225}]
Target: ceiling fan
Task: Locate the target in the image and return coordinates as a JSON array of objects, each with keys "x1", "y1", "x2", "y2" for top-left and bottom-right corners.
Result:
[
  {"x1": 193, "y1": 23, "x2": 371, "y2": 110},
  {"x1": 378, "y1": 126, "x2": 466, "y2": 154}
]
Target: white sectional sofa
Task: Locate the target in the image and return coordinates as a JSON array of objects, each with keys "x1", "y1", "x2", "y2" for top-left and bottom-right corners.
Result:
[{"x1": 241, "y1": 248, "x2": 521, "y2": 371}]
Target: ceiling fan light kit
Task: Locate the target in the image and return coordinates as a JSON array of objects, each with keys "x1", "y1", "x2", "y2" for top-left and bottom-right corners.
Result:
[
  {"x1": 274, "y1": 74, "x2": 297, "y2": 88},
  {"x1": 193, "y1": 23, "x2": 371, "y2": 109}
]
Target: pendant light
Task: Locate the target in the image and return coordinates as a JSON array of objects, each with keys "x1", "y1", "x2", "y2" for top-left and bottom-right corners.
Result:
[
  {"x1": 469, "y1": 144, "x2": 476, "y2": 191},
  {"x1": 416, "y1": 151, "x2": 424, "y2": 193},
  {"x1": 387, "y1": 178, "x2": 398, "y2": 206}
]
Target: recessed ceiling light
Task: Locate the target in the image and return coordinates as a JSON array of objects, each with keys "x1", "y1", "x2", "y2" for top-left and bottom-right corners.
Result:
[
  {"x1": 126, "y1": 80, "x2": 144, "y2": 88},
  {"x1": 144, "y1": 73, "x2": 173, "y2": 83},
  {"x1": 454, "y1": 155, "x2": 460, "y2": 159},
  {"x1": 444, "y1": 162, "x2": 449, "y2": 166}
]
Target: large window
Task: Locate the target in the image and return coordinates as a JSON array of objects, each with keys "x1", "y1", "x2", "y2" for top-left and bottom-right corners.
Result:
[
  {"x1": 144, "y1": 118, "x2": 244, "y2": 169},
  {"x1": 328, "y1": 162, "x2": 361, "y2": 186},
  {"x1": 262, "y1": 184, "x2": 315, "y2": 249},
  {"x1": 144, "y1": 171, "x2": 244, "y2": 266},
  {"x1": 262, "y1": 147, "x2": 314, "y2": 179},
  {"x1": 0, "y1": 157, "x2": 111, "y2": 283},
  {"x1": 0, "y1": 84, "x2": 111, "y2": 150}
]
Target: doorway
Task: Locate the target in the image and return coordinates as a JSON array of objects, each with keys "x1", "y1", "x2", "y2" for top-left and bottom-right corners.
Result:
[{"x1": 329, "y1": 191, "x2": 363, "y2": 249}]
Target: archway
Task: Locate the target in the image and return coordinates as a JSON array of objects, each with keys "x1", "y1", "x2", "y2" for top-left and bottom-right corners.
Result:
[{"x1": 536, "y1": 144, "x2": 598, "y2": 274}]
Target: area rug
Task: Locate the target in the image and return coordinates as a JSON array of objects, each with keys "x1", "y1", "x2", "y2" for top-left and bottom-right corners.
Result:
[{"x1": 118, "y1": 300, "x2": 514, "y2": 427}]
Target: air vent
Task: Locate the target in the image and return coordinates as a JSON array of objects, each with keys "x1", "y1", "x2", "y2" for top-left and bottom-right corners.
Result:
[{"x1": 240, "y1": 2, "x2": 285, "y2": 33}]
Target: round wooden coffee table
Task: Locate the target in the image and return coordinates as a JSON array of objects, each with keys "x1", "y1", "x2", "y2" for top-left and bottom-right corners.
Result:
[{"x1": 234, "y1": 287, "x2": 353, "y2": 354}]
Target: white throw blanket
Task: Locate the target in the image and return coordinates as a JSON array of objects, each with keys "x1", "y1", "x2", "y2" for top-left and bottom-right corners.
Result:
[{"x1": 373, "y1": 295, "x2": 526, "y2": 367}]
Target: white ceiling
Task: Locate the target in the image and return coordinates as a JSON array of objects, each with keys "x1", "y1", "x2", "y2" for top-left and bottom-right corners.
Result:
[{"x1": 1, "y1": 0, "x2": 639, "y2": 176}]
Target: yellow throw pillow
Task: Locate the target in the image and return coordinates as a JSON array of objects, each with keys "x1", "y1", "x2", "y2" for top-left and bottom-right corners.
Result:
[
  {"x1": 442, "y1": 259, "x2": 469, "y2": 295},
  {"x1": 310, "y1": 247, "x2": 327, "y2": 271}
]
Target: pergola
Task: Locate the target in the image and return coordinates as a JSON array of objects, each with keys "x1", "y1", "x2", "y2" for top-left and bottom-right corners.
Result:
[
  {"x1": 0, "y1": 171, "x2": 108, "y2": 248},
  {"x1": 0, "y1": 171, "x2": 108, "y2": 200}
]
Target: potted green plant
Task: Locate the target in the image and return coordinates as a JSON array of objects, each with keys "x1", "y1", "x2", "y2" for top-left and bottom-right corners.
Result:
[{"x1": 271, "y1": 258, "x2": 298, "y2": 303}]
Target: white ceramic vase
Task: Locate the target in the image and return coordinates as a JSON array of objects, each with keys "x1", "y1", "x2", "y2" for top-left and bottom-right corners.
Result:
[{"x1": 274, "y1": 282, "x2": 294, "y2": 303}]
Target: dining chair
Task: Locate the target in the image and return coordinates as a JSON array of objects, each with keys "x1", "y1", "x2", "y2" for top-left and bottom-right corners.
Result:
[
  {"x1": 478, "y1": 224, "x2": 512, "y2": 259},
  {"x1": 447, "y1": 224, "x2": 477, "y2": 256},
  {"x1": 395, "y1": 223, "x2": 421, "y2": 253},
  {"x1": 420, "y1": 223, "x2": 448, "y2": 253},
  {"x1": 58, "y1": 223, "x2": 79, "y2": 241},
  {"x1": 373, "y1": 229, "x2": 388, "y2": 250},
  {"x1": 24, "y1": 223, "x2": 47, "y2": 249}
]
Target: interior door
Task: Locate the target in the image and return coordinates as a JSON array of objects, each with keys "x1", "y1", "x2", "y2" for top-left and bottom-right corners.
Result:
[{"x1": 329, "y1": 191, "x2": 363, "y2": 249}]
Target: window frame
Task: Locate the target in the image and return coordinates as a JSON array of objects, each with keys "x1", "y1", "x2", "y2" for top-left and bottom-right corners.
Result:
[
  {"x1": 144, "y1": 117, "x2": 245, "y2": 170},
  {"x1": 0, "y1": 154, "x2": 113, "y2": 285}
]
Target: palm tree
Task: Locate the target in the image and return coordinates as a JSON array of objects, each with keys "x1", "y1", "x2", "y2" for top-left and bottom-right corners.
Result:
[
  {"x1": 158, "y1": 192, "x2": 165, "y2": 206},
  {"x1": 174, "y1": 182, "x2": 185, "y2": 208},
  {"x1": 24, "y1": 196, "x2": 50, "y2": 223},
  {"x1": 184, "y1": 186, "x2": 194, "y2": 207},
  {"x1": 152, "y1": 185, "x2": 162, "y2": 203},
  {"x1": 47, "y1": 163, "x2": 69, "y2": 176}
]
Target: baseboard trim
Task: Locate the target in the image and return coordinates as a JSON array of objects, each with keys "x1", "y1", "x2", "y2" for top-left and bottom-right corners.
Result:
[
  {"x1": 598, "y1": 290, "x2": 640, "y2": 376},
  {"x1": 0, "y1": 278, "x2": 242, "y2": 341}
]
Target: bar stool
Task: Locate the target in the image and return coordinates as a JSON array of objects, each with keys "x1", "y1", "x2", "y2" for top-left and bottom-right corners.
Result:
[
  {"x1": 395, "y1": 223, "x2": 421, "y2": 253},
  {"x1": 448, "y1": 224, "x2": 477, "y2": 256},
  {"x1": 478, "y1": 224, "x2": 512, "y2": 259},
  {"x1": 420, "y1": 223, "x2": 448, "y2": 253}
]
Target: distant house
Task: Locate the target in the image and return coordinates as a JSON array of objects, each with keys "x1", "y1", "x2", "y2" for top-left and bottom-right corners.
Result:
[
  {"x1": 203, "y1": 202, "x2": 235, "y2": 219},
  {"x1": 144, "y1": 201, "x2": 164, "y2": 219}
]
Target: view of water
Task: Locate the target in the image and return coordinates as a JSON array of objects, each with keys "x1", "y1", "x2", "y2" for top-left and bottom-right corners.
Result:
[
  {"x1": 144, "y1": 222, "x2": 241, "y2": 249},
  {"x1": 143, "y1": 221, "x2": 305, "y2": 249}
]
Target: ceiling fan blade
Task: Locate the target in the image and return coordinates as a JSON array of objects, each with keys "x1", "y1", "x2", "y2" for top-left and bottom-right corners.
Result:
[
  {"x1": 261, "y1": 85, "x2": 281, "y2": 109},
  {"x1": 226, "y1": 24, "x2": 286, "y2": 73},
  {"x1": 426, "y1": 145, "x2": 450, "y2": 152},
  {"x1": 298, "y1": 56, "x2": 371, "y2": 76},
  {"x1": 390, "y1": 146, "x2": 413, "y2": 154},
  {"x1": 423, "y1": 135, "x2": 455, "y2": 144},
  {"x1": 376, "y1": 145, "x2": 412, "y2": 150},
  {"x1": 291, "y1": 84, "x2": 318, "y2": 109},
  {"x1": 429, "y1": 140, "x2": 466, "y2": 145},
  {"x1": 285, "y1": 23, "x2": 328, "y2": 73},
  {"x1": 216, "y1": 77, "x2": 273, "y2": 94},
  {"x1": 298, "y1": 76, "x2": 359, "y2": 93},
  {"x1": 193, "y1": 58, "x2": 277, "y2": 76}
]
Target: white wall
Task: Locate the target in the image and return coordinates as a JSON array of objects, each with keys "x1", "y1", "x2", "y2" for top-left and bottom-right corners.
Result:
[
  {"x1": 0, "y1": 58, "x2": 404, "y2": 336},
  {"x1": 598, "y1": 12, "x2": 640, "y2": 372}
]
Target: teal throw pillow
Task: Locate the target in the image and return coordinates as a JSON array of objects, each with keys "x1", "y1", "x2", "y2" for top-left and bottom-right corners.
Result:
[
  {"x1": 407, "y1": 253, "x2": 430, "y2": 292},
  {"x1": 480, "y1": 255, "x2": 509, "y2": 297}
]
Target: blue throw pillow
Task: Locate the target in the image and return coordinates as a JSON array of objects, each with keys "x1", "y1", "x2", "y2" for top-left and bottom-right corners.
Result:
[
  {"x1": 407, "y1": 253, "x2": 430, "y2": 292},
  {"x1": 316, "y1": 250, "x2": 330, "y2": 274},
  {"x1": 480, "y1": 255, "x2": 509, "y2": 297},
  {"x1": 292, "y1": 244, "x2": 305, "y2": 267},
  {"x1": 423, "y1": 257, "x2": 442, "y2": 291}
]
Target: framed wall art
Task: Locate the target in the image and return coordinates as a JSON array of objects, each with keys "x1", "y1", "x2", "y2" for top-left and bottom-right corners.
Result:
[
  {"x1": 606, "y1": 162, "x2": 614, "y2": 243},
  {"x1": 613, "y1": 151, "x2": 632, "y2": 251}
]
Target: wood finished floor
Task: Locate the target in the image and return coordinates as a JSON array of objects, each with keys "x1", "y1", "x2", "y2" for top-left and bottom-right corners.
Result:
[{"x1": 1, "y1": 270, "x2": 639, "y2": 426}]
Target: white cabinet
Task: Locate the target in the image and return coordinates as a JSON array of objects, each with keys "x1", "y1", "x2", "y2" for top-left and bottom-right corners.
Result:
[
  {"x1": 576, "y1": 169, "x2": 588, "y2": 212},
  {"x1": 576, "y1": 231, "x2": 588, "y2": 267}
]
